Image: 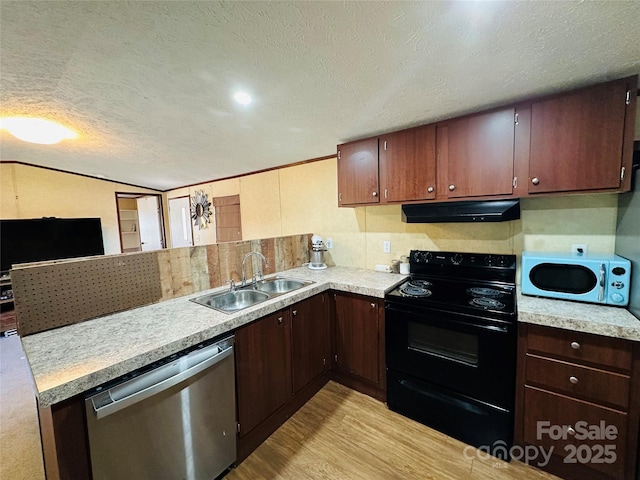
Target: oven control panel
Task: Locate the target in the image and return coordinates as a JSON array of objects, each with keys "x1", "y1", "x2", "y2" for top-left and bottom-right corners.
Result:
[{"x1": 410, "y1": 251, "x2": 515, "y2": 269}]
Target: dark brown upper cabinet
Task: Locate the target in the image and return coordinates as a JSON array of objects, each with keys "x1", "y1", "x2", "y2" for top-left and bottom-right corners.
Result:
[
  {"x1": 337, "y1": 137, "x2": 380, "y2": 206},
  {"x1": 527, "y1": 76, "x2": 636, "y2": 194},
  {"x1": 379, "y1": 125, "x2": 436, "y2": 203},
  {"x1": 437, "y1": 107, "x2": 516, "y2": 199},
  {"x1": 336, "y1": 75, "x2": 637, "y2": 207}
]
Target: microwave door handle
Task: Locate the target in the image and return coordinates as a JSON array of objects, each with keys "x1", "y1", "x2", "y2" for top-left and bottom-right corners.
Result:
[{"x1": 598, "y1": 263, "x2": 606, "y2": 301}]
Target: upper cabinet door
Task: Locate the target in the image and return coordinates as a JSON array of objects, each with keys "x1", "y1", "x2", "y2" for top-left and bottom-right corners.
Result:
[
  {"x1": 337, "y1": 138, "x2": 380, "y2": 206},
  {"x1": 528, "y1": 80, "x2": 630, "y2": 194},
  {"x1": 443, "y1": 108, "x2": 516, "y2": 198},
  {"x1": 379, "y1": 125, "x2": 436, "y2": 203}
]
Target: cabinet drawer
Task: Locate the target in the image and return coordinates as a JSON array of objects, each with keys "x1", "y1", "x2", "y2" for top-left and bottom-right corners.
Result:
[
  {"x1": 524, "y1": 386, "x2": 627, "y2": 480},
  {"x1": 527, "y1": 325, "x2": 632, "y2": 371},
  {"x1": 526, "y1": 354, "x2": 630, "y2": 410}
]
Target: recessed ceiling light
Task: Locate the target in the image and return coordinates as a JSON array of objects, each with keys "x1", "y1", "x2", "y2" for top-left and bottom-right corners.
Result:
[
  {"x1": 0, "y1": 117, "x2": 77, "y2": 144},
  {"x1": 233, "y1": 92, "x2": 252, "y2": 105}
]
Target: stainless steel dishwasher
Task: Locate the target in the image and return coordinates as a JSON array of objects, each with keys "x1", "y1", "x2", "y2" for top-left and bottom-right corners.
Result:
[{"x1": 85, "y1": 335, "x2": 236, "y2": 480}]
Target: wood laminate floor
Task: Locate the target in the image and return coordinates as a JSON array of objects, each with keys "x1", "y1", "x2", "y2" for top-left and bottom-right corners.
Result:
[{"x1": 228, "y1": 381, "x2": 561, "y2": 480}]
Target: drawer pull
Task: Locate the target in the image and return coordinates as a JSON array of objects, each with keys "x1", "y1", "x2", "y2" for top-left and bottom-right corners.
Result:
[
  {"x1": 570, "y1": 341, "x2": 581, "y2": 350},
  {"x1": 569, "y1": 376, "x2": 579, "y2": 384},
  {"x1": 567, "y1": 426, "x2": 576, "y2": 436}
]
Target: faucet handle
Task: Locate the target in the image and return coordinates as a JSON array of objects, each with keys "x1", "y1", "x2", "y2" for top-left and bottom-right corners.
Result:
[{"x1": 225, "y1": 279, "x2": 236, "y2": 292}]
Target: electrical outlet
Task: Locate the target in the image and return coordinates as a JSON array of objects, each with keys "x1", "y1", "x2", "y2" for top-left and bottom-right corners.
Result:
[
  {"x1": 326, "y1": 238, "x2": 333, "y2": 249},
  {"x1": 383, "y1": 240, "x2": 391, "y2": 253},
  {"x1": 572, "y1": 244, "x2": 587, "y2": 256}
]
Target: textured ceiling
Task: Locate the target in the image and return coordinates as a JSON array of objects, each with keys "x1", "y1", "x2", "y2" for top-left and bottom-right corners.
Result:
[{"x1": 1, "y1": 1, "x2": 639, "y2": 191}]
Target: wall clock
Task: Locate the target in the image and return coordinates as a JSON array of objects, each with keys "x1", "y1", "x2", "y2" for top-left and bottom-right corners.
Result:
[{"x1": 190, "y1": 190, "x2": 212, "y2": 229}]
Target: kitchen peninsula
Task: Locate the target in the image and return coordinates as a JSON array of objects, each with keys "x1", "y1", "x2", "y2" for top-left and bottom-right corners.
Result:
[{"x1": 21, "y1": 265, "x2": 406, "y2": 408}]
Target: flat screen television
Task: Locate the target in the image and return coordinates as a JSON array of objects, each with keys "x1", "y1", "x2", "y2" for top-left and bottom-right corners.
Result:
[{"x1": 0, "y1": 217, "x2": 105, "y2": 272}]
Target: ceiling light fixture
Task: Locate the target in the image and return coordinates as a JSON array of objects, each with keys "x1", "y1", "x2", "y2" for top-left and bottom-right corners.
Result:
[
  {"x1": 0, "y1": 117, "x2": 78, "y2": 144},
  {"x1": 233, "y1": 92, "x2": 252, "y2": 105}
]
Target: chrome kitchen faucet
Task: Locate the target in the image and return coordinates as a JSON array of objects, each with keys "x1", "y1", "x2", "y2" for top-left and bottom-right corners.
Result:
[{"x1": 241, "y1": 252, "x2": 269, "y2": 287}]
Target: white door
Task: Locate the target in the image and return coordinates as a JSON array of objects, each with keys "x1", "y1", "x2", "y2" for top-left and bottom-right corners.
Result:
[
  {"x1": 168, "y1": 197, "x2": 193, "y2": 248},
  {"x1": 137, "y1": 196, "x2": 163, "y2": 251}
]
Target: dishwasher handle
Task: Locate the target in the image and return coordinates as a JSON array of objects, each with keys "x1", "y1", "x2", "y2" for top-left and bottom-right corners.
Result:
[{"x1": 89, "y1": 337, "x2": 234, "y2": 420}]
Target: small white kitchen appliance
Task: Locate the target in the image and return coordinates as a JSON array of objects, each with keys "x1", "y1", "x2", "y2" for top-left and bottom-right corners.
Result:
[{"x1": 309, "y1": 234, "x2": 327, "y2": 270}]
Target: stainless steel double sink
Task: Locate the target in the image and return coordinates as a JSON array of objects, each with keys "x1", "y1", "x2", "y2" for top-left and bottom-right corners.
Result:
[{"x1": 190, "y1": 277, "x2": 313, "y2": 313}]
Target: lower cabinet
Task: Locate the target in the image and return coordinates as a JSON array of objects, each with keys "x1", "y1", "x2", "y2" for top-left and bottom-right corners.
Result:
[
  {"x1": 236, "y1": 308, "x2": 292, "y2": 437},
  {"x1": 235, "y1": 290, "x2": 387, "y2": 461},
  {"x1": 332, "y1": 291, "x2": 386, "y2": 401},
  {"x1": 515, "y1": 323, "x2": 640, "y2": 480},
  {"x1": 235, "y1": 293, "x2": 330, "y2": 460},
  {"x1": 291, "y1": 293, "x2": 330, "y2": 394}
]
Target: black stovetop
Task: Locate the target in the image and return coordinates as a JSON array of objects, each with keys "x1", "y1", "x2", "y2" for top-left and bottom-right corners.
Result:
[{"x1": 385, "y1": 251, "x2": 517, "y2": 321}]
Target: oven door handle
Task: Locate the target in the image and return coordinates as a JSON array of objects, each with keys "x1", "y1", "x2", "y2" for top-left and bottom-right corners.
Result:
[
  {"x1": 398, "y1": 378, "x2": 509, "y2": 414},
  {"x1": 385, "y1": 304, "x2": 510, "y2": 333}
]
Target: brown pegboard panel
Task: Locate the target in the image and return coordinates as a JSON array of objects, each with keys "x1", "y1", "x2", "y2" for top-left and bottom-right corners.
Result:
[{"x1": 13, "y1": 254, "x2": 162, "y2": 336}]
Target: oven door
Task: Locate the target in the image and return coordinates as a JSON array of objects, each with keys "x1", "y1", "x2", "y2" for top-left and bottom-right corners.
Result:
[{"x1": 385, "y1": 302, "x2": 516, "y2": 408}]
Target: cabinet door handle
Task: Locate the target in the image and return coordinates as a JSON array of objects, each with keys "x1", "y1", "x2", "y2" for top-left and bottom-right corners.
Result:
[
  {"x1": 372, "y1": 191, "x2": 378, "y2": 197},
  {"x1": 570, "y1": 341, "x2": 580, "y2": 350},
  {"x1": 427, "y1": 186, "x2": 434, "y2": 193},
  {"x1": 292, "y1": 310, "x2": 297, "y2": 316},
  {"x1": 569, "y1": 376, "x2": 579, "y2": 384},
  {"x1": 567, "y1": 426, "x2": 576, "y2": 436},
  {"x1": 277, "y1": 316, "x2": 283, "y2": 324},
  {"x1": 384, "y1": 189, "x2": 388, "y2": 199},
  {"x1": 531, "y1": 177, "x2": 540, "y2": 185},
  {"x1": 448, "y1": 184, "x2": 455, "y2": 192},
  {"x1": 339, "y1": 193, "x2": 342, "y2": 203},
  {"x1": 370, "y1": 303, "x2": 376, "y2": 309}
]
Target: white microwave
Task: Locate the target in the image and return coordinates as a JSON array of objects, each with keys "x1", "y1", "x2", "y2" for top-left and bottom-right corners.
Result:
[{"x1": 521, "y1": 251, "x2": 631, "y2": 306}]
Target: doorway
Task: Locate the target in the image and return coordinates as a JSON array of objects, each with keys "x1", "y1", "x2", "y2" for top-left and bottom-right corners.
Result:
[
  {"x1": 168, "y1": 196, "x2": 193, "y2": 248},
  {"x1": 116, "y1": 193, "x2": 165, "y2": 253},
  {"x1": 213, "y1": 195, "x2": 242, "y2": 242}
]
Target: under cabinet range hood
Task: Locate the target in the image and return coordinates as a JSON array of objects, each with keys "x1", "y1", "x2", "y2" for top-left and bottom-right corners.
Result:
[{"x1": 402, "y1": 199, "x2": 520, "y2": 223}]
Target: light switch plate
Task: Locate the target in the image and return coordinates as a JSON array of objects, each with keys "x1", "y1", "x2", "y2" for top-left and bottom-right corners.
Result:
[
  {"x1": 383, "y1": 240, "x2": 391, "y2": 253},
  {"x1": 326, "y1": 238, "x2": 333, "y2": 249}
]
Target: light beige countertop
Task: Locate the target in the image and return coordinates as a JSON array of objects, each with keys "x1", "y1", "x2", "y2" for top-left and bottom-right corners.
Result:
[
  {"x1": 22, "y1": 266, "x2": 640, "y2": 408},
  {"x1": 21, "y1": 266, "x2": 406, "y2": 408},
  {"x1": 517, "y1": 292, "x2": 640, "y2": 341}
]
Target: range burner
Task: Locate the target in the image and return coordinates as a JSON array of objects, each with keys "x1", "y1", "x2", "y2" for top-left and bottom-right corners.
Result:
[
  {"x1": 469, "y1": 297, "x2": 506, "y2": 310},
  {"x1": 467, "y1": 287, "x2": 506, "y2": 298},
  {"x1": 400, "y1": 283, "x2": 432, "y2": 298},
  {"x1": 407, "y1": 279, "x2": 433, "y2": 289}
]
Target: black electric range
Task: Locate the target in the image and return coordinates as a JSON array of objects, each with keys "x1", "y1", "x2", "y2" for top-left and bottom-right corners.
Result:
[{"x1": 385, "y1": 250, "x2": 518, "y2": 460}]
